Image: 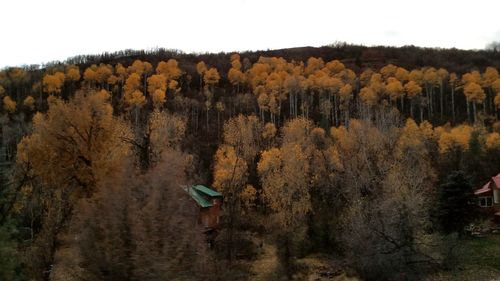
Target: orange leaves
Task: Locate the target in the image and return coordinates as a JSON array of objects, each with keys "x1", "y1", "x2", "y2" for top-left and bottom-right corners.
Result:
[
  {"x1": 129, "y1": 90, "x2": 146, "y2": 108},
  {"x1": 42, "y1": 72, "x2": 65, "y2": 94},
  {"x1": 196, "y1": 61, "x2": 207, "y2": 76},
  {"x1": 203, "y1": 67, "x2": 220, "y2": 87},
  {"x1": 156, "y1": 59, "x2": 182, "y2": 81},
  {"x1": 124, "y1": 73, "x2": 141, "y2": 94},
  {"x1": 65, "y1": 65, "x2": 81, "y2": 82},
  {"x1": 152, "y1": 89, "x2": 166, "y2": 108},
  {"x1": 461, "y1": 70, "x2": 481, "y2": 85},
  {"x1": 17, "y1": 90, "x2": 132, "y2": 193},
  {"x1": 463, "y1": 82, "x2": 485, "y2": 103},
  {"x1": 385, "y1": 77, "x2": 404, "y2": 101},
  {"x1": 213, "y1": 145, "x2": 248, "y2": 191},
  {"x1": 228, "y1": 68, "x2": 245, "y2": 87},
  {"x1": 495, "y1": 93, "x2": 500, "y2": 109},
  {"x1": 3, "y1": 95, "x2": 16, "y2": 113},
  {"x1": 147, "y1": 74, "x2": 167, "y2": 95},
  {"x1": 438, "y1": 125, "x2": 473, "y2": 153},
  {"x1": 339, "y1": 83, "x2": 353, "y2": 102},
  {"x1": 380, "y1": 63, "x2": 397, "y2": 79},
  {"x1": 486, "y1": 132, "x2": 500, "y2": 150},
  {"x1": 359, "y1": 87, "x2": 377, "y2": 106},
  {"x1": 404, "y1": 80, "x2": 422, "y2": 99},
  {"x1": 395, "y1": 118, "x2": 426, "y2": 159},
  {"x1": 23, "y1": 95, "x2": 35, "y2": 110}
]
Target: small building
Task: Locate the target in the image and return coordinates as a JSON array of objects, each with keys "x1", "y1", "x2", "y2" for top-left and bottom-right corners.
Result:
[
  {"x1": 186, "y1": 184, "x2": 223, "y2": 234},
  {"x1": 474, "y1": 173, "x2": 500, "y2": 222}
]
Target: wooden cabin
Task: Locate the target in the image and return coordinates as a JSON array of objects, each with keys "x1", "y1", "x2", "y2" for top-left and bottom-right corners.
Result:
[
  {"x1": 186, "y1": 185, "x2": 223, "y2": 233},
  {"x1": 474, "y1": 173, "x2": 500, "y2": 222}
]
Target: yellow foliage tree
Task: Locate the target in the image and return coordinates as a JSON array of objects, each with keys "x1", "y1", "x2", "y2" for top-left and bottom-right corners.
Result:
[
  {"x1": 3, "y1": 95, "x2": 16, "y2": 113},
  {"x1": 23, "y1": 95, "x2": 35, "y2": 110},
  {"x1": 203, "y1": 67, "x2": 220, "y2": 92},
  {"x1": 16, "y1": 89, "x2": 132, "y2": 196}
]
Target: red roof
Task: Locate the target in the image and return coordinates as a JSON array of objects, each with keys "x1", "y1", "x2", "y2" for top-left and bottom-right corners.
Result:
[
  {"x1": 475, "y1": 182, "x2": 492, "y2": 195},
  {"x1": 474, "y1": 173, "x2": 500, "y2": 195},
  {"x1": 495, "y1": 212, "x2": 500, "y2": 217},
  {"x1": 492, "y1": 175, "x2": 500, "y2": 189}
]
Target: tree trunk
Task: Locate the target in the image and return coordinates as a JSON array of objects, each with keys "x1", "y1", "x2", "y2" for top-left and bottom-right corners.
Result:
[
  {"x1": 440, "y1": 83, "x2": 444, "y2": 120},
  {"x1": 451, "y1": 88, "x2": 455, "y2": 124},
  {"x1": 473, "y1": 102, "x2": 477, "y2": 124}
]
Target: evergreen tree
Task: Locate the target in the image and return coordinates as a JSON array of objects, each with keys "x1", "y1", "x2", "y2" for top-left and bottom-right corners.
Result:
[{"x1": 436, "y1": 170, "x2": 477, "y2": 235}]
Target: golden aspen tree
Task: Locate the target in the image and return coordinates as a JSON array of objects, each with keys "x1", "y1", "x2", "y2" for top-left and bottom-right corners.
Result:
[
  {"x1": 16, "y1": 89, "x2": 132, "y2": 194},
  {"x1": 380, "y1": 64, "x2": 397, "y2": 79},
  {"x1": 123, "y1": 73, "x2": 145, "y2": 124},
  {"x1": 493, "y1": 78, "x2": 500, "y2": 119},
  {"x1": 461, "y1": 70, "x2": 481, "y2": 85},
  {"x1": 305, "y1": 57, "x2": 324, "y2": 76},
  {"x1": 42, "y1": 72, "x2": 65, "y2": 96},
  {"x1": 196, "y1": 61, "x2": 207, "y2": 90},
  {"x1": 3, "y1": 96, "x2": 16, "y2": 113},
  {"x1": 359, "y1": 87, "x2": 377, "y2": 118},
  {"x1": 151, "y1": 89, "x2": 166, "y2": 108},
  {"x1": 147, "y1": 74, "x2": 167, "y2": 108},
  {"x1": 262, "y1": 122, "x2": 277, "y2": 147},
  {"x1": 438, "y1": 125, "x2": 473, "y2": 153},
  {"x1": 228, "y1": 65, "x2": 245, "y2": 94},
  {"x1": 216, "y1": 101, "x2": 224, "y2": 132},
  {"x1": 483, "y1": 67, "x2": 499, "y2": 113},
  {"x1": 156, "y1": 59, "x2": 182, "y2": 94},
  {"x1": 404, "y1": 80, "x2": 422, "y2": 120},
  {"x1": 339, "y1": 83, "x2": 353, "y2": 124},
  {"x1": 359, "y1": 68, "x2": 374, "y2": 87},
  {"x1": 83, "y1": 64, "x2": 98, "y2": 87},
  {"x1": 65, "y1": 65, "x2": 81, "y2": 82},
  {"x1": 115, "y1": 63, "x2": 128, "y2": 83},
  {"x1": 156, "y1": 59, "x2": 182, "y2": 82},
  {"x1": 213, "y1": 115, "x2": 261, "y2": 260},
  {"x1": 385, "y1": 77, "x2": 404, "y2": 103},
  {"x1": 486, "y1": 132, "x2": 500, "y2": 150},
  {"x1": 395, "y1": 67, "x2": 409, "y2": 83},
  {"x1": 123, "y1": 73, "x2": 141, "y2": 98},
  {"x1": 423, "y1": 67, "x2": 438, "y2": 118},
  {"x1": 325, "y1": 59, "x2": 345, "y2": 74},
  {"x1": 0, "y1": 85, "x2": 5, "y2": 97},
  {"x1": 128, "y1": 60, "x2": 146, "y2": 76},
  {"x1": 258, "y1": 119, "x2": 313, "y2": 272},
  {"x1": 449, "y1": 73, "x2": 458, "y2": 123},
  {"x1": 96, "y1": 63, "x2": 113, "y2": 86},
  {"x1": 284, "y1": 73, "x2": 302, "y2": 118},
  {"x1": 463, "y1": 82, "x2": 485, "y2": 123},
  {"x1": 203, "y1": 67, "x2": 220, "y2": 92},
  {"x1": 409, "y1": 69, "x2": 423, "y2": 85},
  {"x1": 23, "y1": 95, "x2": 35, "y2": 110}
]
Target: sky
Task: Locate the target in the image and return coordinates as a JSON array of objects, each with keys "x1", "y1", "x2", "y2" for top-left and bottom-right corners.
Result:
[{"x1": 0, "y1": 0, "x2": 499, "y2": 68}]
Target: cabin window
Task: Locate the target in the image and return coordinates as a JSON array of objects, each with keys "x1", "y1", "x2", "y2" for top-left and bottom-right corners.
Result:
[
  {"x1": 479, "y1": 196, "x2": 493, "y2": 207},
  {"x1": 494, "y1": 189, "x2": 499, "y2": 204},
  {"x1": 204, "y1": 217, "x2": 209, "y2": 227}
]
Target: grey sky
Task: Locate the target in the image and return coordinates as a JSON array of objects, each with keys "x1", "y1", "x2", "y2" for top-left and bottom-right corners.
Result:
[{"x1": 0, "y1": 0, "x2": 499, "y2": 68}]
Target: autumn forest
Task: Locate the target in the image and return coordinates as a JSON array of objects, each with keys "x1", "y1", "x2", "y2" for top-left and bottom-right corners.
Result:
[{"x1": 2, "y1": 44, "x2": 500, "y2": 280}]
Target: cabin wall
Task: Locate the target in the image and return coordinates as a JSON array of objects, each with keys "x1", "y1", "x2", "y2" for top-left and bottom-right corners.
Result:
[{"x1": 199, "y1": 199, "x2": 221, "y2": 229}]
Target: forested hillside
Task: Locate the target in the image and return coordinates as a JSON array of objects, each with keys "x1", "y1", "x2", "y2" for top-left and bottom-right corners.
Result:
[{"x1": 1, "y1": 44, "x2": 500, "y2": 280}]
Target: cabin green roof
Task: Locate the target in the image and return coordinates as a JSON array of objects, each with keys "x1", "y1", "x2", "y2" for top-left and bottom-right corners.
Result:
[
  {"x1": 186, "y1": 185, "x2": 222, "y2": 208},
  {"x1": 188, "y1": 187, "x2": 213, "y2": 208},
  {"x1": 192, "y1": 185, "x2": 223, "y2": 197}
]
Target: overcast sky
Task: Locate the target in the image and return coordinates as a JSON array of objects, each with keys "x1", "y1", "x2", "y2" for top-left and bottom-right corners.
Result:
[{"x1": 1, "y1": 0, "x2": 499, "y2": 68}]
